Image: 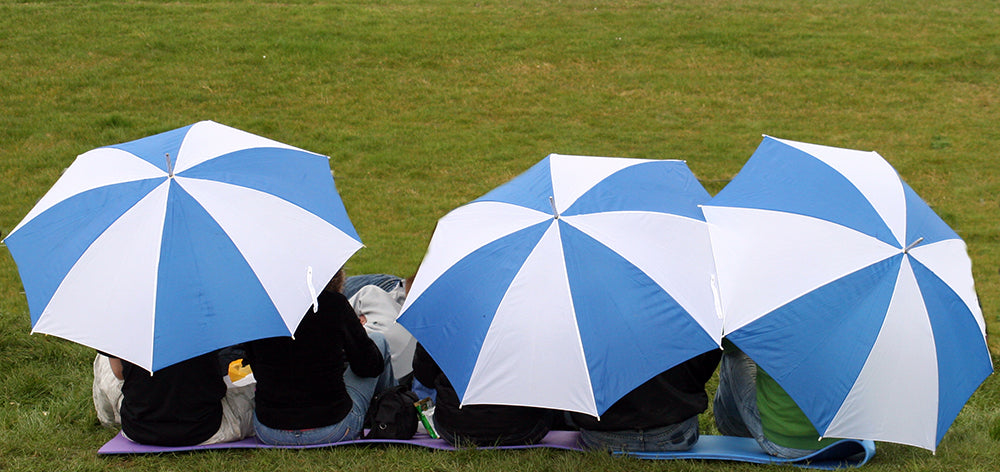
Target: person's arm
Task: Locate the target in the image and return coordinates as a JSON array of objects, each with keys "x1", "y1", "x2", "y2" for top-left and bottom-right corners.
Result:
[
  {"x1": 335, "y1": 294, "x2": 385, "y2": 378},
  {"x1": 108, "y1": 357, "x2": 124, "y2": 380},
  {"x1": 96, "y1": 350, "x2": 126, "y2": 380}
]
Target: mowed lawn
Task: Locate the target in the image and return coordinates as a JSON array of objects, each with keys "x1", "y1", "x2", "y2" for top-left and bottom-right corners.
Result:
[{"x1": 1, "y1": 1, "x2": 998, "y2": 471}]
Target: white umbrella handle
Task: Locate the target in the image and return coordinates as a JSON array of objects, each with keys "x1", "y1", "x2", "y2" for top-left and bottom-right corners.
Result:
[{"x1": 307, "y1": 266, "x2": 319, "y2": 313}]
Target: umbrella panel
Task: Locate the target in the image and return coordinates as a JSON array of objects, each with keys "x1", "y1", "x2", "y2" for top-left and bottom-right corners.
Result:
[
  {"x1": 726, "y1": 255, "x2": 901, "y2": 433},
  {"x1": 9, "y1": 178, "x2": 165, "y2": 324},
  {"x1": 708, "y1": 137, "x2": 898, "y2": 248},
  {"x1": 153, "y1": 181, "x2": 290, "y2": 370},
  {"x1": 913, "y1": 259, "x2": 994, "y2": 445},
  {"x1": 399, "y1": 220, "x2": 551, "y2": 400},
  {"x1": 181, "y1": 147, "x2": 358, "y2": 239},
  {"x1": 562, "y1": 222, "x2": 721, "y2": 415}
]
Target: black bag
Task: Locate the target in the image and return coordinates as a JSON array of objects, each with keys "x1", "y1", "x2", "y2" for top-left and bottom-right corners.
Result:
[{"x1": 363, "y1": 385, "x2": 420, "y2": 440}]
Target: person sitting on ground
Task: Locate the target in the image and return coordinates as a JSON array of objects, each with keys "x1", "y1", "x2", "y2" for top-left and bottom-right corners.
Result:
[
  {"x1": 713, "y1": 340, "x2": 839, "y2": 458},
  {"x1": 411, "y1": 343, "x2": 556, "y2": 447},
  {"x1": 570, "y1": 349, "x2": 721, "y2": 453},
  {"x1": 92, "y1": 349, "x2": 254, "y2": 447},
  {"x1": 244, "y1": 268, "x2": 396, "y2": 445},
  {"x1": 349, "y1": 274, "x2": 418, "y2": 382}
]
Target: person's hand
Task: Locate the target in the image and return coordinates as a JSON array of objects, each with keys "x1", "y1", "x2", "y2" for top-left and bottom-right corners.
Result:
[{"x1": 358, "y1": 314, "x2": 368, "y2": 325}]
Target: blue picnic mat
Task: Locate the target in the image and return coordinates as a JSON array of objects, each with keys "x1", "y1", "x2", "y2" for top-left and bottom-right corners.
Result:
[{"x1": 620, "y1": 435, "x2": 875, "y2": 469}]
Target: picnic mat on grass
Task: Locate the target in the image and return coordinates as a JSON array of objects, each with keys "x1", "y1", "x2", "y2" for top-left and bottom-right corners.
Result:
[
  {"x1": 98, "y1": 430, "x2": 583, "y2": 453},
  {"x1": 99, "y1": 430, "x2": 875, "y2": 469},
  {"x1": 622, "y1": 435, "x2": 875, "y2": 470}
]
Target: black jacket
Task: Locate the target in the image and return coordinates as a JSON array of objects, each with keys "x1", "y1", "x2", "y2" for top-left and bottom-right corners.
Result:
[
  {"x1": 246, "y1": 290, "x2": 384, "y2": 430},
  {"x1": 571, "y1": 349, "x2": 721, "y2": 431},
  {"x1": 118, "y1": 351, "x2": 226, "y2": 446}
]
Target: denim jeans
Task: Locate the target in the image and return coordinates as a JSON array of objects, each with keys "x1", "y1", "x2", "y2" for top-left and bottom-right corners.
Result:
[
  {"x1": 343, "y1": 274, "x2": 402, "y2": 299},
  {"x1": 411, "y1": 377, "x2": 436, "y2": 403},
  {"x1": 253, "y1": 332, "x2": 397, "y2": 445},
  {"x1": 578, "y1": 414, "x2": 700, "y2": 453},
  {"x1": 713, "y1": 348, "x2": 817, "y2": 459}
]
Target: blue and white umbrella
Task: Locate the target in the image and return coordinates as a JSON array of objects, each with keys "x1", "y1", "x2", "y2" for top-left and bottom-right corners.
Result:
[
  {"x1": 702, "y1": 136, "x2": 992, "y2": 451},
  {"x1": 3, "y1": 121, "x2": 363, "y2": 372},
  {"x1": 397, "y1": 154, "x2": 722, "y2": 417}
]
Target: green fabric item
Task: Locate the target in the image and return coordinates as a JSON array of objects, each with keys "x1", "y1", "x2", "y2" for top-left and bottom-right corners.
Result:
[{"x1": 756, "y1": 367, "x2": 839, "y2": 450}]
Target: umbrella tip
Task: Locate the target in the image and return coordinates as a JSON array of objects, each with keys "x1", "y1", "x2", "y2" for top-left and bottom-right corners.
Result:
[
  {"x1": 903, "y1": 237, "x2": 925, "y2": 254},
  {"x1": 548, "y1": 196, "x2": 560, "y2": 219}
]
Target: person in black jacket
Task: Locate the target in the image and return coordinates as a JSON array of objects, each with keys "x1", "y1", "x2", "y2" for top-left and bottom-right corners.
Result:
[
  {"x1": 244, "y1": 268, "x2": 396, "y2": 445},
  {"x1": 92, "y1": 348, "x2": 255, "y2": 446},
  {"x1": 570, "y1": 349, "x2": 722, "y2": 452},
  {"x1": 411, "y1": 343, "x2": 556, "y2": 446}
]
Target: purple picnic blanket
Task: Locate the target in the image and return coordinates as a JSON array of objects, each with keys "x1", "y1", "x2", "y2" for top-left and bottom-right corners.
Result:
[
  {"x1": 99, "y1": 430, "x2": 874, "y2": 469},
  {"x1": 99, "y1": 430, "x2": 582, "y2": 453}
]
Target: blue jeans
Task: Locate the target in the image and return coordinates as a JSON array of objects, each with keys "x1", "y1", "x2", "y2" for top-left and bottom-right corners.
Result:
[
  {"x1": 343, "y1": 274, "x2": 402, "y2": 299},
  {"x1": 411, "y1": 377, "x2": 436, "y2": 403},
  {"x1": 253, "y1": 332, "x2": 397, "y2": 445},
  {"x1": 578, "y1": 415, "x2": 700, "y2": 453},
  {"x1": 713, "y1": 348, "x2": 816, "y2": 459}
]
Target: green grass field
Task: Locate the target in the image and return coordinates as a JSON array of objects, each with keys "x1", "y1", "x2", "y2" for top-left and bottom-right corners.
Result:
[{"x1": 1, "y1": 1, "x2": 998, "y2": 470}]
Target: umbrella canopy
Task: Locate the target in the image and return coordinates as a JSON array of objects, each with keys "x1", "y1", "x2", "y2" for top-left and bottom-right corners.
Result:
[
  {"x1": 3, "y1": 120, "x2": 363, "y2": 372},
  {"x1": 397, "y1": 154, "x2": 722, "y2": 417},
  {"x1": 702, "y1": 135, "x2": 992, "y2": 451}
]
